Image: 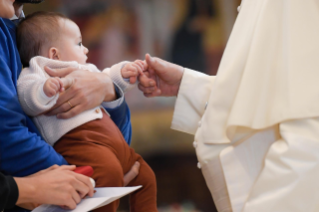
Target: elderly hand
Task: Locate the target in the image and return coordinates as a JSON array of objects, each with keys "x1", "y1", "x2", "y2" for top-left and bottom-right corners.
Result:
[
  {"x1": 138, "y1": 54, "x2": 184, "y2": 97},
  {"x1": 44, "y1": 66, "x2": 116, "y2": 119}
]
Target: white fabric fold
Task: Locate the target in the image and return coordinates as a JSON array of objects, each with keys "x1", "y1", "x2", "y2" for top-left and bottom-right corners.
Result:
[{"x1": 198, "y1": 0, "x2": 319, "y2": 145}]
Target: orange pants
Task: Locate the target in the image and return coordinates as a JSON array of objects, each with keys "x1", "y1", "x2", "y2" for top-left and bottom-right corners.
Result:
[{"x1": 54, "y1": 111, "x2": 157, "y2": 212}]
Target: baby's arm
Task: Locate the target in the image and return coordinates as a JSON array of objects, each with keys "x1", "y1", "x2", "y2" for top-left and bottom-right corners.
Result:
[
  {"x1": 43, "y1": 77, "x2": 64, "y2": 97},
  {"x1": 17, "y1": 70, "x2": 63, "y2": 117},
  {"x1": 101, "y1": 60, "x2": 146, "y2": 93}
]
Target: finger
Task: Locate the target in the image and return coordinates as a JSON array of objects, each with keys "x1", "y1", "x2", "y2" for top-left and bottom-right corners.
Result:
[
  {"x1": 72, "y1": 173, "x2": 94, "y2": 197},
  {"x1": 58, "y1": 165, "x2": 77, "y2": 171},
  {"x1": 130, "y1": 64, "x2": 140, "y2": 75},
  {"x1": 46, "y1": 89, "x2": 82, "y2": 115},
  {"x1": 138, "y1": 83, "x2": 157, "y2": 94},
  {"x1": 45, "y1": 66, "x2": 78, "y2": 78},
  {"x1": 57, "y1": 105, "x2": 82, "y2": 119},
  {"x1": 142, "y1": 60, "x2": 149, "y2": 71},
  {"x1": 139, "y1": 74, "x2": 156, "y2": 87},
  {"x1": 55, "y1": 77, "x2": 65, "y2": 92},
  {"x1": 138, "y1": 60, "x2": 148, "y2": 72},
  {"x1": 71, "y1": 189, "x2": 82, "y2": 204},
  {"x1": 63, "y1": 197, "x2": 77, "y2": 210},
  {"x1": 51, "y1": 80, "x2": 60, "y2": 92},
  {"x1": 134, "y1": 60, "x2": 144, "y2": 71},
  {"x1": 134, "y1": 63, "x2": 145, "y2": 75},
  {"x1": 61, "y1": 77, "x2": 74, "y2": 90},
  {"x1": 144, "y1": 89, "x2": 161, "y2": 97},
  {"x1": 46, "y1": 98, "x2": 74, "y2": 116},
  {"x1": 145, "y1": 54, "x2": 154, "y2": 67},
  {"x1": 124, "y1": 161, "x2": 140, "y2": 186},
  {"x1": 47, "y1": 86, "x2": 57, "y2": 97},
  {"x1": 44, "y1": 164, "x2": 60, "y2": 172},
  {"x1": 129, "y1": 76, "x2": 137, "y2": 84}
]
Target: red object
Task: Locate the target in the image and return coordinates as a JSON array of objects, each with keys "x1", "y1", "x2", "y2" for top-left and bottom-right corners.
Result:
[{"x1": 73, "y1": 166, "x2": 94, "y2": 177}]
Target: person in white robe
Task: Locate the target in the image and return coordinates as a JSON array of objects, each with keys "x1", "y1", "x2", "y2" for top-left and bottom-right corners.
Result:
[{"x1": 138, "y1": 0, "x2": 319, "y2": 211}]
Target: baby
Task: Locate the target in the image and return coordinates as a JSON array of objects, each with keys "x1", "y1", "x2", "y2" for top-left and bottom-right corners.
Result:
[{"x1": 16, "y1": 11, "x2": 157, "y2": 212}]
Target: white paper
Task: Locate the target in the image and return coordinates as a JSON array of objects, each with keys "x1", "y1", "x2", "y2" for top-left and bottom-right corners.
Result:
[{"x1": 32, "y1": 186, "x2": 142, "y2": 212}]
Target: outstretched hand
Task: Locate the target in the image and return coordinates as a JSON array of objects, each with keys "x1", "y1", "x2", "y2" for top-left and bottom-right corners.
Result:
[{"x1": 138, "y1": 54, "x2": 184, "y2": 97}]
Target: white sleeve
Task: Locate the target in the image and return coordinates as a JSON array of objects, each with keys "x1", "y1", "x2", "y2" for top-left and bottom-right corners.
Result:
[
  {"x1": 101, "y1": 83, "x2": 125, "y2": 109},
  {"x1": 171, "y1": 68, "x2": 216, "y2": 135},
  {"x1": 103, "y1": 61, "x2": 136, "y2": 92},
  {"x1": 17, "y1": 69, "x2": 58, "y2": 116}
]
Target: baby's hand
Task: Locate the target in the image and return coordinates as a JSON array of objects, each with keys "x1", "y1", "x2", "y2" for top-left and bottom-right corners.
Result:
[
  {"x1": 43, "y1": 77, "x2": 64, "y2": 97},
  {"x1": 121, "y1": 60, "x2": 147, "y2": 84}
]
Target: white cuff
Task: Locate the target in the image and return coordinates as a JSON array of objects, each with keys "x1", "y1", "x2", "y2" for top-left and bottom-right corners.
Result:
[
  {"x1": 37, "y1": 82, "x2": 58, "y2": 105},
  {"x1": 101, "y1": 83, "x2": 124, "y2": 109},
  {"x1": 105, "y1": 61, "x2": 136, "y2": 92},
  {"x1": 171, "y1": 68, "x2": 215, "y2": 135}
]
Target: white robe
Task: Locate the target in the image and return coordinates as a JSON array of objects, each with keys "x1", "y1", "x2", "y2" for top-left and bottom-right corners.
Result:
[{"x1": 171, "y1": 0, "x2": 319, "y2": 211}]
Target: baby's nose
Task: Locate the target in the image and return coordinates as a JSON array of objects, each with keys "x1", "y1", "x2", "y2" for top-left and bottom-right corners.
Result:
[{"x1": 84, "y1": 47, "x2": 89, "y2": 54}]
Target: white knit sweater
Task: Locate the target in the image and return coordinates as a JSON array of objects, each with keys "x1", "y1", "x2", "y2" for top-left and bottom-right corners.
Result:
[{"x1": 17, "y1": 56, "x2": 134, "y2": 146}]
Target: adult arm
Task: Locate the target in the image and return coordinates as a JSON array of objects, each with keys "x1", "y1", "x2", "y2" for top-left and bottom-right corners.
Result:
[
  {"x1": 0, "y1": 172, "x2": 18, "y2": 211},
  {"x1": 139, "y1": 54, "x2": 215, "y2": 135},
  {"x1": 0, "y1": 56, "x2": 67, "y2": 177}
]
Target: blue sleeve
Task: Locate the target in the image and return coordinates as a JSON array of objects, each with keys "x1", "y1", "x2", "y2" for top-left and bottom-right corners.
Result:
[
  {"x1": 105, "y1": 87, "x2": 132, "y2": 145},
  {"x1": 0, "y1": 56, "x2": 68, "y2": 177}
]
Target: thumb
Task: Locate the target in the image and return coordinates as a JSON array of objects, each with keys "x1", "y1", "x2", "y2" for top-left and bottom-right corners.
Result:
[
  {"x1": 145, "y1": 54, "x2": 156, "y2": 69},
  {"x1": 45, "y1": 66, "x2": 77, "y2": 78},
  {"x1": 61, "y1": 77, "x2": 74, "y2": 90}
]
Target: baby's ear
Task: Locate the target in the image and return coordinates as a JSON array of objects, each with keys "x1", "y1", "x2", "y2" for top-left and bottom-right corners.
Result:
[{"x1": 48, "y1": 47, "x2": 60, "y2": 60}]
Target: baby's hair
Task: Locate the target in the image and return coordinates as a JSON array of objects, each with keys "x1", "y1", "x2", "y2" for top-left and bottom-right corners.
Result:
[{"x1": 17, "y1": 11, "x2": 69, "y2": 67}]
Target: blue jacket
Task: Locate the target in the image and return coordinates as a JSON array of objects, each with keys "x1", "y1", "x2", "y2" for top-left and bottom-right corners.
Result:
[{"x1": 0, "y1": 18, "x2": 132, "y2": 177}]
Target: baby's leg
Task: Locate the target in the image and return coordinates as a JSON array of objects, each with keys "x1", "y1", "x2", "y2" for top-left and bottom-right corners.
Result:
[
  {"x1": 122, "y1": 150, "x2": 157, "y2": 212},
  {"x1": 54, "y1": 133, "x2": 124, "y2": 212},
  {"x1": 128, "y1": 156, "x2": 157, "y2": 212}
]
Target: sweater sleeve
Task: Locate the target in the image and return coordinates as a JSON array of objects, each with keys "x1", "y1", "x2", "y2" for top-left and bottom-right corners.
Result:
[
  {"x1": 103, "y1": 61, "x2": 136, "y2": 92},
  {"x1": 17, "y1": 68, "x2": 58, "y2": 116}
]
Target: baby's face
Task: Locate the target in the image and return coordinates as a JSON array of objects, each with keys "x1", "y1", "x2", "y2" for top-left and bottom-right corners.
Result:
[{"x1": 56, "y1": 19, "x2": 89, "y2": 64}]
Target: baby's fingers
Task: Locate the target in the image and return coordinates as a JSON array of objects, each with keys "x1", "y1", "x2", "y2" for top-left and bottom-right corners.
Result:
[
  {"x1": 54, "y1": 77, "x2": 64, "y2": 92},
  {"x1": 134, "y1": 60, "x2": 145, "y2": 71},
  {"x1": 131, "y1": 63, "x2": 145, "y2": 77},
  {"x1": 129, "y1": 76, "x2": 138, "y2": 84}
]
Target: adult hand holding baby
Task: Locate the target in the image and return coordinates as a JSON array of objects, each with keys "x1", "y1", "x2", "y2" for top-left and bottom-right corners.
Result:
[{"x1": 44, "y1": 66, "x2": 115, "y2": 119}]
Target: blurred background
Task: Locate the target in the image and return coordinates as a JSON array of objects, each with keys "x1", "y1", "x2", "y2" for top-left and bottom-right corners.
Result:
[{"x1": 24, "y1": 1, "x2": 241, "y2": 211}]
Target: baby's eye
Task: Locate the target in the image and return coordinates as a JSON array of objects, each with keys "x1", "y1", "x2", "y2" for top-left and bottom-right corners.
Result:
[{"x1": 78, "y1": 42, "x2": 82, "y2": 46}]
